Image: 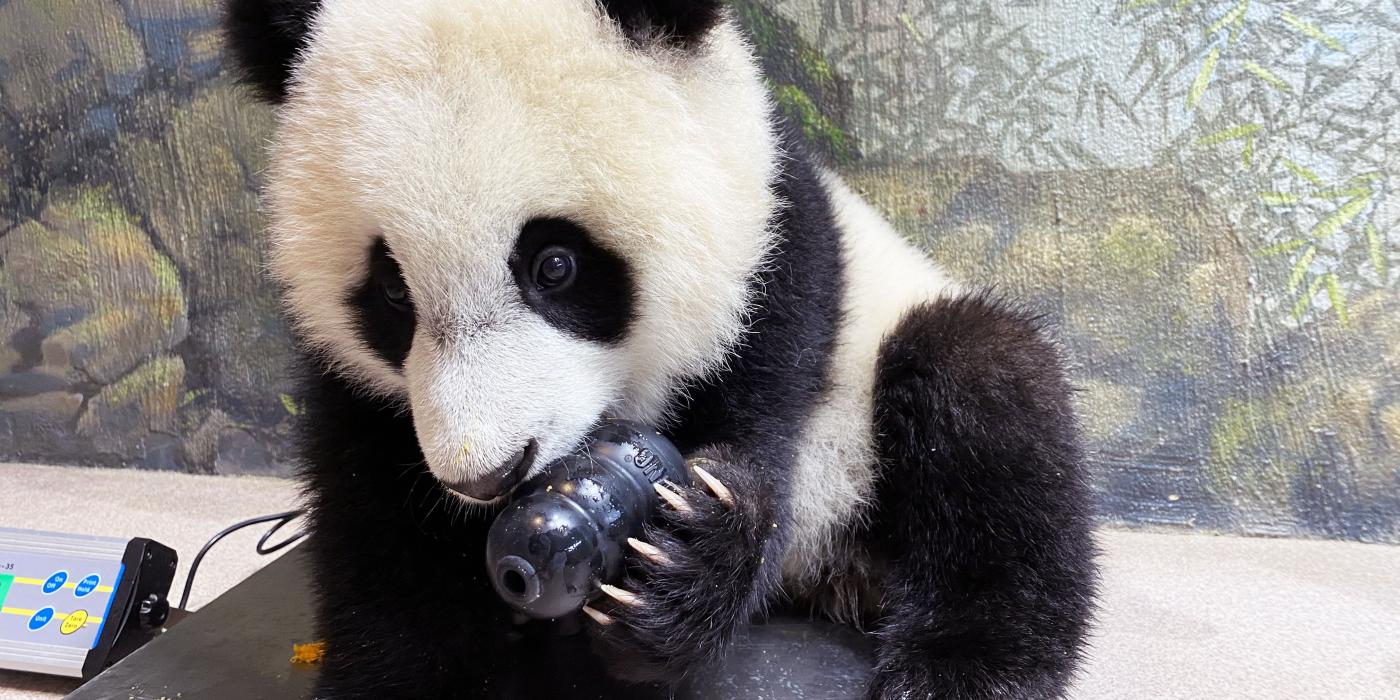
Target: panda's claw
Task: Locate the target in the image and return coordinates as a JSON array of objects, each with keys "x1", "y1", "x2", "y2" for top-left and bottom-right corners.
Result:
[
  {"x1": 691, "y1": 464, "x2": 735, "y2": 508},
  {"x1": 581, "y1": 605, "x2": 615, "y2": 625},
  {"x1": 626, "y1": 537, "x2": 673, "y2": 566},
  {"x1": 654, "y1": 482, "x2": 692, "y2": 514},
  {"x1": 599, "y1": 583, "x2": 641, "y2": 607}
]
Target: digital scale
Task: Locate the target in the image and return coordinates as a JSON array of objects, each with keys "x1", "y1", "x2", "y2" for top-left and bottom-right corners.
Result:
[{"x1": 0, "y1": 528, "x2": 176, "y2": 678}]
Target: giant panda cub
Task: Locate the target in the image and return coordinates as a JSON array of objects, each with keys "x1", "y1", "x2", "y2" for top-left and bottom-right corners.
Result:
[{"x1": 224, "y1": 0, "x2": 1097, "y2": 697}]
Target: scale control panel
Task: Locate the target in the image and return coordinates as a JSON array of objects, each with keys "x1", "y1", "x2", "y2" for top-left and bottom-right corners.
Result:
[{"x1": 0, "y1": 528, "x2": 176, "y2": 678}]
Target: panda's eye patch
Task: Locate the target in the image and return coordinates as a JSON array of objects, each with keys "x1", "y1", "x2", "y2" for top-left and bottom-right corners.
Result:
[
  {"x1": 349, "y1": 238, "x2": 415, "y2": 368},
  {"x1": 510, "y1": 218, "x2": 634, "y2": 344},
  {"x1": 532, "y1": 247, "x2": 577, "y2": 289}
]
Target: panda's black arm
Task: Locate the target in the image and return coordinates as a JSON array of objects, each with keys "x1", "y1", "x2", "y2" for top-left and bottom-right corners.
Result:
[{"x1": 586, "y1": 126, "x2": 846, "y2": 680}]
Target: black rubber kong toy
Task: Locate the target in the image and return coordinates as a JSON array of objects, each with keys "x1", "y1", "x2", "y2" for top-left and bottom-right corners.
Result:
[{"x1": 485, "y1": 419, "x2": 688, "y2": 619}]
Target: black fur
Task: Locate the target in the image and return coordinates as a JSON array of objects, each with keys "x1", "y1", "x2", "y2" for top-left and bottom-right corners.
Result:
[
  {"x1": 587, "y1": 125, "x2": 844, "y2": 680},
  {"x1": 864, "y1": 294, "x2": 1098, "y2": 699},
  {"x1": 223, "y1": 0, "x2": 322, "y2": 103},
  {"x1": 349, "y1": 239, "x2": 416, "y2": 368},
  {"x1": 597, "y1": 0, "x2": 726, "y2": 48},
  {"x1": 510, "y1": 217, "x2": 635, "y2": 345}
]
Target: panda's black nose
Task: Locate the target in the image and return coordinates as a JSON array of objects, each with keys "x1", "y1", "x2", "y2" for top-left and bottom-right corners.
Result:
[{"x1": 443, "y1": 439, "x2": 538, "y2": 501}]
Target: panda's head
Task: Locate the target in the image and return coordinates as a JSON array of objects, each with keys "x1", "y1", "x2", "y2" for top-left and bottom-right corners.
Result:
[{"x1": 226, "y1": 0, "x2": 780, "y2": 503}]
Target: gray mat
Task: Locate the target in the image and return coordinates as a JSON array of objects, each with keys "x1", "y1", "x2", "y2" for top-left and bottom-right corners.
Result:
[
  {"x1": 1, "y1": 463, "x2": 1398, "y2": 699},
  {"x1": 66, "y1": 547, "x2": 874, "y2": 699}
]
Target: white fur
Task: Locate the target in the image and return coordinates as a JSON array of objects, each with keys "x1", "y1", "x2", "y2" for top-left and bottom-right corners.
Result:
[
  {"x1": 262, "y1": 0, "x2": 779, "y2": 496},
  {"x1": 780, "y1": 173, "x2": 960, "y2": 610}
]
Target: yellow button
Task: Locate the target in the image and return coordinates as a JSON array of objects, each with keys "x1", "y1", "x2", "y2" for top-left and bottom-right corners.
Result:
[{"x1": 60, "y1": 609, "x2": 88, "y2": 635}]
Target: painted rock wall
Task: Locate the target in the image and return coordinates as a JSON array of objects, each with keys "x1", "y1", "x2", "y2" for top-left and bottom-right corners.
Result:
[
  {"x1": 0, "y1": 0, "x2": 294, "y2": 474},
  {"x1": 1, "y1": 1, "x2": 1397, "y2": 541}
]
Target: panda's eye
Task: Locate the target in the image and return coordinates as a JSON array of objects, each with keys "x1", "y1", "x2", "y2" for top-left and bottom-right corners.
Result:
[
  {"x1": 532, "y1": 246, "x2": 576, "y2": 289},
  {"x1": 381, "y1": 277, "x2": 411, "y2": 310}
]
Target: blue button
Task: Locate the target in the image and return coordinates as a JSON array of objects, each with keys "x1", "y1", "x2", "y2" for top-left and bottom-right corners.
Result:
[
  {"x1": 42, "y1": 571, "x2": 68, "y2": 594},
  {"x1": 28, "y1": 607, "x2": 54, "y2": 631},
  {"x1": 74, "y1": 574, "x2": 100, "y2": 598}
]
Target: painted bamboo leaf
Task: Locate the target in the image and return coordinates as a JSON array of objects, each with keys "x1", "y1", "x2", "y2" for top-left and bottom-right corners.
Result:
[
  {"x1": 1311, "y1": 186, "x2": 1371, "y2": 200},
  {"x1": 1288, "y1": 245, "x2": 1317, "y2": 292},
  {"x1": 1283, "y1": 159, "x2": 1325, "y2": 186},
  {"x1": 1260, "y1": 238, "x2": 1307, "y2": 255},
  {"x1": 1367, "y1": 224, "x2": 1386, "y2": 276},
  {"x1": 897, "y1": 13, "x2": 923, "y2": 41},
  {"x1": 1196, "y1": 123, "x2": 1260, "y2": 146},
  {"x1": 1206, "y1": 0, "x2": 1248, "y2": 38},
  {"x1": 1292, "y1": 276, "x2": 1328, "y2": 319},
  {"x1": 1258, "y1": 192, "x2": 1298, "y2": 206},
  {"x1": 1309, "y1": 195, "x2": 1371, "y2": 239},
  {"x1": 1187, "y1": 47, "x2": 1221, "y2": 109},
  {"x1": 1324, "y1": 274, "x2": 1348, "y2": 325},
  {"x1": 1244, "y1": 62, "x2": 1291, "y2": 93},
  {"x1": 1280, "y1": 12, "x2": 1345, "y2": 52}
]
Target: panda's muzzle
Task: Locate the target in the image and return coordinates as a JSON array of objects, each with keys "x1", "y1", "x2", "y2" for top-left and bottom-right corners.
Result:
[{"x1": 442, "y1": 439, "x2": 539, "y2": 502}]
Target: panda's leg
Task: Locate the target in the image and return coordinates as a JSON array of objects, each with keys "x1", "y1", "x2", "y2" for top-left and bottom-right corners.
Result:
[{"x1": 864, "y1": 293, "x2": 1097, "y2": 699}]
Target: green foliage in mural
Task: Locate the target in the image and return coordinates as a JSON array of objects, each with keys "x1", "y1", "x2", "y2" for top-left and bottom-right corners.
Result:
[
  {"x1": 751, "y1": 0, "x2": 1399, "y2": 543},
  {"x1": 1119, "y1": 0, "x2": 1397, "y2": 325},
  {"x1": 732, "y1": 0, "x2": 853, "y2": 162}
]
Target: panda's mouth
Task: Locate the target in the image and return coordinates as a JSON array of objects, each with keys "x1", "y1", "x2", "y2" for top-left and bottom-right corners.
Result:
[
  {"x1": 497, "y1": 439, "x2": 539, "y2": 495},
  {"x1": 441, "y1": 439, "x2": 538, "y2": 503}
]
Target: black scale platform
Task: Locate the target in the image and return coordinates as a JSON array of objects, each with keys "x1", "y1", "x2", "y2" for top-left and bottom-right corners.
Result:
[{"x1": 67, "y1": 547, "x2": 874, "y2": 699}]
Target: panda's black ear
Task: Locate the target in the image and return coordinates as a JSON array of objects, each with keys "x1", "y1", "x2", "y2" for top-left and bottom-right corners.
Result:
[
  {"x1": 223, "y1": 0, "x2": 323, "y2": 103},
  {"x1": 597, "y1": 0, "x2": 725, "y2": 48}
]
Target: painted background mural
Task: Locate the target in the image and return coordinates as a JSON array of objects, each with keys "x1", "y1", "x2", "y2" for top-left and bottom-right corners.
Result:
[{"x1": 1, "y1": 0, "x2": 1397, "y2": 542}]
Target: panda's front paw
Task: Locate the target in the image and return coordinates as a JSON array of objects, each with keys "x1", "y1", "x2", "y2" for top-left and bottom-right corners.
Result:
[{"x1": 583, "y1": 448, "x2": 772, "y2": 683}]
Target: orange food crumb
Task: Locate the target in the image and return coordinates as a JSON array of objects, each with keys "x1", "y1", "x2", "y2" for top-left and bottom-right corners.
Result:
[{"x1": 290, "y1": 640, "x2": 326, "y2": 665}]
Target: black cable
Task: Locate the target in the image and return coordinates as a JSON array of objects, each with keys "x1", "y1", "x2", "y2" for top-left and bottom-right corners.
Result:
[{"x1": 178, "y1": 509, "x2": 307, "y2": 611}]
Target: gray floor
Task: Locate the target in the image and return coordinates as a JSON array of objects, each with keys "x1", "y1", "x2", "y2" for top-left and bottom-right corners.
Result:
[{"x1": 1, "y1": 463, "x2": 1397, "y2": 699}]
